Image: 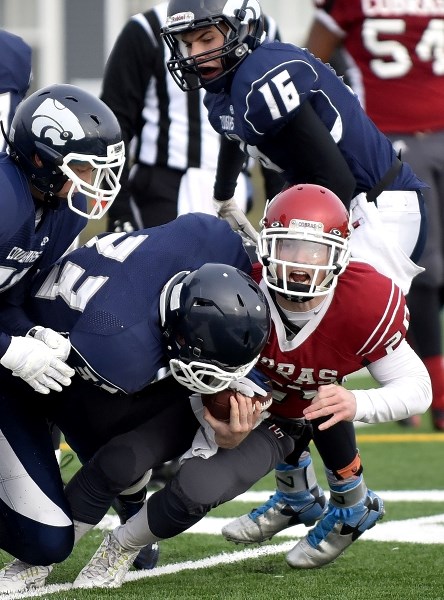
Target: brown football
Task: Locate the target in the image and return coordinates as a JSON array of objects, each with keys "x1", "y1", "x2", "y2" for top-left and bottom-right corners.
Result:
[{"x1": 202, "y1": 389, "x2": 273, "y2": 422}]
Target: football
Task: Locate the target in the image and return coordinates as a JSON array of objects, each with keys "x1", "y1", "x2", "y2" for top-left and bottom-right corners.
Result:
[{"x1": 202, "y1": 389, "x2": 273, "y2": 422}]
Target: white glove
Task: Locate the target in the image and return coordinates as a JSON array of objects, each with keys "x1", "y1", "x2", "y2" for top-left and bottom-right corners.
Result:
[
  {"x1": 213, "y1": 198, "x2": 259, "y2": 242},
  {"x1": 228, "y1": 377, "x2": 269, "y2": 398},
  {"x1": 228, "y1": 376, "x2": 273, "y2": 417},
  {"x1": 112, "y1": 219, "x2": 135, "y2": 234},
  {"x1": 27, "y1": 326, "x2": 71, "y2": 360},
  {"x1": 0, "y1": 336, "x2": 75, "y2": 394}
]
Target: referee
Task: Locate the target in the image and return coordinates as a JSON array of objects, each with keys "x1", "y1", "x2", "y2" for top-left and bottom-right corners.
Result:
[{"x1": 100, "y1": 1, "x2": 283, "y2": 232}]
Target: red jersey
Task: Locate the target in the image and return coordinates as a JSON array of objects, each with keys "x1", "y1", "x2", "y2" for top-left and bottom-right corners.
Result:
[
  {"x1": 314, "y1": 0, "x2": 444, "y2": 133},
  {"x1": 251, "y1": 261, "x2": 408, "y2": 419}
]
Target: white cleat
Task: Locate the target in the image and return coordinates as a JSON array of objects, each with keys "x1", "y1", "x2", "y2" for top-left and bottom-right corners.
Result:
[
  {"x1": 0, "y1": 559, "x2": 52, "y2": 592},
  {"x1": 72, "y1": 532, "x2": 139, "y2": 589}
]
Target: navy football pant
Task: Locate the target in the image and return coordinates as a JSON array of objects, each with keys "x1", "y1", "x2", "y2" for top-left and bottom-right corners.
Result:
[{"x1": 0, "y1": 373, "x2": 196, "y2": 565}]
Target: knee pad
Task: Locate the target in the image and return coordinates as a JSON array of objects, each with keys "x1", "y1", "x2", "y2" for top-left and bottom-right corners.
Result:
[
  {"x1": 170, "y1": 470, "x2": 215, "y2": 518},
  {"x1": 92, "y1": 441, "x2": 145, "y2": 493}
]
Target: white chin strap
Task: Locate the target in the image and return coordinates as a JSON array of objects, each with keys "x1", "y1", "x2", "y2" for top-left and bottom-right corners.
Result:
[
  {"x1": 169, "y1": 356, "x2": 259, "y2": 395},
  {"x1": 60, "y1": 142, "x2": 125, "y2": 220}
]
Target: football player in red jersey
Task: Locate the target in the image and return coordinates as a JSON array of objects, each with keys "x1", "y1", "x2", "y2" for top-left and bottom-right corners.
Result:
[
  {"x1": 69, "y1": 185, "x2": 431, "y2": 588},
  {"x1": 306, "y1": 0, "x2": 444, "y2": 430}
]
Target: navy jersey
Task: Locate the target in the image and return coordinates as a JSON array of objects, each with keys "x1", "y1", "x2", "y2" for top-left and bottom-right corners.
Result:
[
  {"x1": 0, "y1": 30, "x2": 32, "y2": 153},
  {"x1": 0, "y1": 153, "x2": 87, "y2": 353},
  {"x1": 27, "y1": 213, "x2": 251, "y2": 395},
  {"x1": 204, "y1": 41, "x2": 425, "y2": 196}
]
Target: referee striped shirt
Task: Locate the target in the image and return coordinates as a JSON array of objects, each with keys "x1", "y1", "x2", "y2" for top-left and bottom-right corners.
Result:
[{"x1": 100, "y1": 2, "x2": 281, "y2": 199}]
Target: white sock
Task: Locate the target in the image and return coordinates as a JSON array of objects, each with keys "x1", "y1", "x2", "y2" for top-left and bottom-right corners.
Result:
[
  {"x1": 113, "y1": 503, "x2": 161, "y2": 551},
  {"x1": 73, "y1": 520, "x2": 94, "y2": 544}
]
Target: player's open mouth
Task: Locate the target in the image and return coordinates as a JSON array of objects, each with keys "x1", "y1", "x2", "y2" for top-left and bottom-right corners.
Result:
[
  {"x1": 198, "y1": 66, "x2": 221, "y2": 80},
  {"x1": 289, "y1": 270, "x2": 311, "y2": 284}
]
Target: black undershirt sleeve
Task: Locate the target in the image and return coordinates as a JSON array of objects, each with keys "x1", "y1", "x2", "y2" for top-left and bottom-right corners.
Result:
[
  {"x1": 213, "y1": 136, "x2": 248, "y2": 201},
  {"x1": 261, "y1": 101, "x2": 357, "y2": 209}
]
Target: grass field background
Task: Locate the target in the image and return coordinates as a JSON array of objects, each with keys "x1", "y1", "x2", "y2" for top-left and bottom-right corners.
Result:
[{"x1": 1, "y1": 369, "x2": 443, "y2": 600}]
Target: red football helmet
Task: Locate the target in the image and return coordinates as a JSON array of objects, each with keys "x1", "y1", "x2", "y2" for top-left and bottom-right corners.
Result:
[{"x1": 258, "y1": 184, "x2": 351, "y2": 302}]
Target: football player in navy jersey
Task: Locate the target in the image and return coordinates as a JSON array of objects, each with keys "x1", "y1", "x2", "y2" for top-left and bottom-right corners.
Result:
[
  {"x1": 0, "y1": 83, "x2": 125, "y2": 394},
  {"x1": 0, "y1": 213, "x2": 271, "y2": 592},
  {"x1": 0, "y1": 82, "x2": 126, "y2": 590},
  {"x1": 0, "y1": 29, "x2": 32, "y2": 153},
  {"x1": 160, "y1": 0, "x2": 427, "y2": 295},
  {"x1": 68, "y1": 185, "x2": 431, "y2": 588}
]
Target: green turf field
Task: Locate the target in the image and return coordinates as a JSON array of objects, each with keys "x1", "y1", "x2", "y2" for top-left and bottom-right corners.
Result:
[{"x1": 1, "y1": 401, "x2": 443, "y2": 600}]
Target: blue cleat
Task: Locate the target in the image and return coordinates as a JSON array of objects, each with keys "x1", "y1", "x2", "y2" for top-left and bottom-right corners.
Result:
[
  {"x1": 222, "y1": 456, "x2": 327, "y2": 544},
  {"x1": 286, "y1": 478, "x2": 384, "y2": 568}
]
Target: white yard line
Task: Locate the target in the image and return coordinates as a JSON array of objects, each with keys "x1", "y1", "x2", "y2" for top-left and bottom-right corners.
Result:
[{"x1": 1, "y1": 491, "x2": 443, "y2": 600}]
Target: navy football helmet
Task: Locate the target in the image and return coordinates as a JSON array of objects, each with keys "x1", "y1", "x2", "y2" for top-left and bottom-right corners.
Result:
[
  {"x1": 258, "y1": 185, "x2": 352, "y2": 302},
  {"x1": 160, "y1": 263, "x2": 270, "y2": 394},
  {"x1": 6, "y1": 84, "x2": 125, "y2": 219},
  {"x1": 161, "y1": 0, "x2": 264, "y2": 91}
]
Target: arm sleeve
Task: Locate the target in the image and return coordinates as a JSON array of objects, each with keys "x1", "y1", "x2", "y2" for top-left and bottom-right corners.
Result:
[
  {"x1": 100, "y1": 18, "x2": 158, "y2": 223},
  {"x1": 352, "y1": 340, "x2": 432, "y2": 423},
  {"x1": 269, "y1": 101, "x2": 356, "y2": 209},
  {"x1": 0, "y1": 276, "x2": 36, "y2": 339},
  {"x1": 0, "y1": 332, "x2": 11, "y2": 358},
  {"x1": 0, "y1": 284, "x2": 34, "y2": 356},
  {"x1": 213, "y1": 136, "x2": 249, "y2": 201},
  {"x1": 0, "y1": 304, "x2": 34, "y2": 339}
]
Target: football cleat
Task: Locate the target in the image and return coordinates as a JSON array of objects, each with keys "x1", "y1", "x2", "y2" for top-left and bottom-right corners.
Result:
[
  {"x1": 72, "y1": 532, "x2": 139, "y2": 589},
  {"x1": 222, "y1": 485, "x2": 327, "y2": 544},
  {"x1": 112, "y1": 490, "x2": 160, "y2": 570},
  {"x1": 132, "y1": 541, "x2": 160, "y2": 571},
  {"x1": 286, "y1": 484, "x2": 385, "y2": 569},
  {"x1": 0, "y1": 559, "x2": 53, "y2": 592}
]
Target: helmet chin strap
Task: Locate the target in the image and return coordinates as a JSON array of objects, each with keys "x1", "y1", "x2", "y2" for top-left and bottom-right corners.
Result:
[
  {"x1": 41, "y1": 191, "x2": 62, "y2": 208},
  {"x1": 332, "y1": 262, "x2": 342, "y2": 275},
  {"x1": 276, "y1": 279, "x2": 315, "y2": 303},
  {"x1": 276, "y1": 266, "x2": 339, "y2": 303},
  {"x1": 33, "y1": 172, "x2": 68, "y2": 206}
]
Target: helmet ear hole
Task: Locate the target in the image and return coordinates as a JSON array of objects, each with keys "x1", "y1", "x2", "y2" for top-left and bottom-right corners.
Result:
[{"x1": 32, "y1": 154, "x2": 43, "y2": 168}]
